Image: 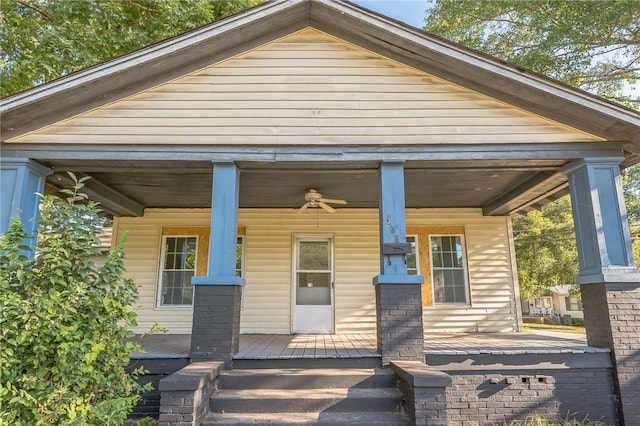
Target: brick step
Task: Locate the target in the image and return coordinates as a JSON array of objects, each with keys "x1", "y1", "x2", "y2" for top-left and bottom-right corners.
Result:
[
  {"x1": 210, "y1": 387, "x2": 403, "y2": 413},
  {"x1": 219, "y1": 367, "x2": 396, "y2": 389},
  {"x1": 202, "y1": 411, "x2": 410, "y2": 425}
]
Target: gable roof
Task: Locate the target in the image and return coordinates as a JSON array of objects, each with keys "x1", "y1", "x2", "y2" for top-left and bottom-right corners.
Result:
[{"x1": 1, "y1": 0, "x2": 639, "y2": 164}]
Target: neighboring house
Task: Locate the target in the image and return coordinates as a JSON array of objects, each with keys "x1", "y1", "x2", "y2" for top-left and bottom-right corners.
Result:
[
  {"x1": 2, "y1": 1, "x2": 640, "y2": 422},
  {"x1": 523, "y1": 285, "x2": 584, "y2": 321}
]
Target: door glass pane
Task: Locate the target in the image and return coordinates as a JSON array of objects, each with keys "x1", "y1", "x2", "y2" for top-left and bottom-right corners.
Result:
[
  {"x1": 298, "y1": 241, "x2": 329, "y2": 270},
  {"x1": 296, "y1": 272, "x2": 331, "y2": 305},
  {"x1": 295, "y1": 239, "x2": 332, "y2": 306}
]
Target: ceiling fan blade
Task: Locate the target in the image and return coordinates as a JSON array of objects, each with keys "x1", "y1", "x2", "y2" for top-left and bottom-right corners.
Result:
[
  {"x1": 318, "y1": 201, "x2": 336, "y2": 213},
  {"x1": 320, "y1": 198, "x2": 347, "y2": 205},
  {"x1": 296, "y1": 203, "x2": 309, "y2": 214}
]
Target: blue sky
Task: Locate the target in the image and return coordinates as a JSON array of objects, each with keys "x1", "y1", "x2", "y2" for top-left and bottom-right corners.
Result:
[{"x1": 351, "y1": 0, "x2": 430, "y2": 28}]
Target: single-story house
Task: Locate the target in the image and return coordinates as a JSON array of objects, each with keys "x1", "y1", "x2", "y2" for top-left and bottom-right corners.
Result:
[
  {"x1": 524, "y1": 285, "x2": 584, "y2": 321},
  {"x1": 2, "y1": 0, "x2": 639, "y2": 423}
]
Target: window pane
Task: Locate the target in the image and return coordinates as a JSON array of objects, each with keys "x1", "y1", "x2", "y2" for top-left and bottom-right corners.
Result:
[
  {"x1": 433, "y1": 270, "x2": 445, "y2": 303},
  {"x1": 297, "y1": 272, "x2": 330, "y2": 288},
  {"x1": 443, "y1": 252, "x2": 453, "y2": 267},
  {"x1": 455, "y1": 239, "x2": 463, "y2": 266},
  {"x1": 444, "y1": 285, "x2": 455, "y2": 302},
  {"x1": 296, "y1": 272, "x2": 331, "y2": 305},
  {"x1": 454, "y1": 284, "x2": 466, "y2": 303},
  {"x1": 236, "y1": 237, "x2": 243, "y2": 272},
  {"x1": 166, "y1": 238, "x2": 176, "y2": 253},
  {"x1": 431, "y1": 237, "x2": 442, "y2": 253},
  {"x1": 432, "y1": 251, "x2": 442, "y2": 267},
  {"x1": 299, "y1": 241, "x2": 329, "y2": 270}
]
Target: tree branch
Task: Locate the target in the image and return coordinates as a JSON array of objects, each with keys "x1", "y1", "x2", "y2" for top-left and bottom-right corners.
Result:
[
  {"x1": 15, "y1": 0, "x2": 53, "y2": 22},
  {"x1": 123, "y1": 0, "x2": 160, "y2": 15}
]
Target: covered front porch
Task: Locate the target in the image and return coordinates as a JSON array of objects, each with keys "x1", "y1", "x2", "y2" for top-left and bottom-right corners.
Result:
[
  {"x1": 129, "y1": 332, "x2": 617, "y2": 423},
  {"x1": 132, "y1": 331, "x2": 600, "y2": 361}
]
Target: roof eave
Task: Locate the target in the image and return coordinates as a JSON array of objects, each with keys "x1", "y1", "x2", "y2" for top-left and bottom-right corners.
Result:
[{"x1": 1, "y1": 0, "x2": 639, "y2": 158}]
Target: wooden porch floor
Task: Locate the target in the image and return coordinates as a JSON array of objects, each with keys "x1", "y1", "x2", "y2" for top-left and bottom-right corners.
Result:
[
  {"x1": 235, "y1": 333, "x2": 378, "y2": 360},
  {"x1": 132, "y1": 331, "x2": 607, "y2": 360}
]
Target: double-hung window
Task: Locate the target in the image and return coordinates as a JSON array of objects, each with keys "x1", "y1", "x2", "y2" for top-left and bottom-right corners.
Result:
[
  {"x1": 430, "y1": 235, "x2": 469, "y2": 304},
  {"x1": 157, "y1": 229, "x2": 245, "y2": 307},
  {"x1": 565, "y1": 297, "x2": 583, "y2": 311},
  {"x1": 158, "y1": 236, "x2": 197, "y2": 306}
]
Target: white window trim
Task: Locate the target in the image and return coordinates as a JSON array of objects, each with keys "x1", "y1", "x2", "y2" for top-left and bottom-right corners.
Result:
[
  {"x1": 406, "y1": 234, "x2": 420, "y2": 275},
  {"x1": 237, "y1": 235, "x2": 245, "y2": 310},
  {"x1": 429, "y1": 234, "x2": 470, "y2": 305},
  {"x1": 157, "y1": 234, "x2": 198, "y2": 308}
]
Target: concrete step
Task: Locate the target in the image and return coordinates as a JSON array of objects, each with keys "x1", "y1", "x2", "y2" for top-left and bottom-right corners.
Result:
[
  {"x1": 219, "y1": 367, "x2": 396, "y2": 389},
  {"x1": 202, "y1": 411, "x2": 410, "y2": 425},
  {"x1": 210, "y1": 387, "x2": 403, "y2": 413}
]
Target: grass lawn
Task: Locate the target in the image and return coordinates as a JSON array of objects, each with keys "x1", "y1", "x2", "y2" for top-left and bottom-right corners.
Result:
[{"x1": 523, "y1": 323, "x2": 586, "y2": 334}]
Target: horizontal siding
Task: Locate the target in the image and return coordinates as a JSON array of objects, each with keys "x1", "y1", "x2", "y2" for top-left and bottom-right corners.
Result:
[
  {"x1": 10, "y1": 29, "x2": 600, "y2": 145},
  {"x1": 118, "y1": 208, "x2": 517, "y2": 335},
  {"x1": 407, "y1": 210, "x2": 517, "y2": 332}
]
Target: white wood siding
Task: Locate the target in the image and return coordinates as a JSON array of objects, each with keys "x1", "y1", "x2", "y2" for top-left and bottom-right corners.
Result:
[
  {"x1": 9, "y1": 29, "x2": 600, "y2": 145},
  {"x1": 116, "y1": 208, "x2": 517, "y2": 334}
]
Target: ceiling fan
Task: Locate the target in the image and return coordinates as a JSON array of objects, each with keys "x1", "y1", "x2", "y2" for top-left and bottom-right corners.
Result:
[{"x1": 296, "y1": 188, "x2": 347, "y2": 214}]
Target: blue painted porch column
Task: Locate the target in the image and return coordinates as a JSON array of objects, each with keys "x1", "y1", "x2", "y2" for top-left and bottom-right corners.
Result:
[
  {"x1": 0, "y1": 158, "x2": 51, "y2": 255},
  {"x1": 373, "y1": 161, "x2": 424, "y2": 364},
  {"x1": 190, "y1": 161, "x2": 245, "y2": 366},
  {"x1": 563, "y1": 157, "x2": 640, "y2": 424},
  {"x1": 563, "y1": 157, "x2": 639, "y2": 284}
]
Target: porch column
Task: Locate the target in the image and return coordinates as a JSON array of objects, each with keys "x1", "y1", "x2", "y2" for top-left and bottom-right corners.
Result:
[
  {"x1": 563, "y1": 157, "x2": 640, "y2": 424},
  {"x1": 373, "y1": 161, "x2": 425, "y2": 365},
  {"x1": 190, "y1": 161, "x2": 245, "y2": 367},
  {"x1": 0, "y1": 158, "x2": 51, "y2": 255}
]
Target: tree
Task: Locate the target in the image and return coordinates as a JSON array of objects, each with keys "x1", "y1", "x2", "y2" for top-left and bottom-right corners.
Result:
[
  {"x1": 623, "y1": 165, "x2": 640, "y2": 262},
  {"x1": 0, "y1": 175, "x2": 148, "y2": 425},
  {"x1": 1, "y1": 0, "x2": 261, "y2": 97},
  {"x1": 512, "y1": 197, "x2": 578, "y2": 300},
  {"x1": 424, "y1": 0, "x2": 640, "y2": 108}
]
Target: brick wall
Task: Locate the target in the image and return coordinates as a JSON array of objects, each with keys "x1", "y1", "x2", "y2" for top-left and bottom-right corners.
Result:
[
  {"x1": 581, "y1": 282, "x2": 640, "y2": 425},
  {"x1": 127, "y1": 358, "x2": 189, "y2": 420},
  {"x1": 190, "y1": 285, "x2": 242, "y2": 367},
  {"x1": 375, "y1": 283, "x2": 424, "y2": 364},
  {"x1": 391, "y1": 361, "x2": 451, "y2": 426},
  {"x1": 427, "y1": 353, "x2": 618, "y2": 425},
  {"x1": 158, "y1": 362, "x2": 223, "y2": 426}
]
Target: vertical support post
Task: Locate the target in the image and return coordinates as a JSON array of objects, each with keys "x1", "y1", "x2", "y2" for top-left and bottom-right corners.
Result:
[
  {"x1": 563, "y1": 157, "x2": 640, "y2": 424},
  {"x1": 190, "y1": 162, "x2": 244, "y2": 366},
  {"x1": 0, "y1": 158, "x2": 51, "y2": 255},
  {"x1": 374, "y1": 161, "x2": 424, "y2": 364}
]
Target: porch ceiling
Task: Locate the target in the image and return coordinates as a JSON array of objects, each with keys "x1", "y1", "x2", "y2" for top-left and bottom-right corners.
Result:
[{"x1": 42, "y1": 158, "x2": 570, "y2": 217}]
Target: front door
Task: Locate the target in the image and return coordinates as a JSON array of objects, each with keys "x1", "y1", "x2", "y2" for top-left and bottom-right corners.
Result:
[{"x1": 293, "y1": 236, "x2": 334, "y2": 333}]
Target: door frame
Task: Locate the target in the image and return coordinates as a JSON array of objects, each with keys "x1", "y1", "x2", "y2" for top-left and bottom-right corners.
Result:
[{"x1": 291, "y1": 234, "x2": 335, "y2": 334}]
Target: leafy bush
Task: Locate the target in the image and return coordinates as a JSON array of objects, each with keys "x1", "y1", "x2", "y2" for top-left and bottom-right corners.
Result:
[
  {"x1": 572, "y1": 318, "x2": 585, "y2": 327},
  {"x1": 0, "y1": 174, "x2": 149, "y2": 425}
]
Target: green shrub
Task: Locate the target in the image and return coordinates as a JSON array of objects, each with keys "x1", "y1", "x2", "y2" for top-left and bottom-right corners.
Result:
[
  {"x1": 0, "y1": 174, "x2": 149, "y2": 425},
  {"x1": 572, "y1": 318, "x2": 585, "y2": 327}
]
